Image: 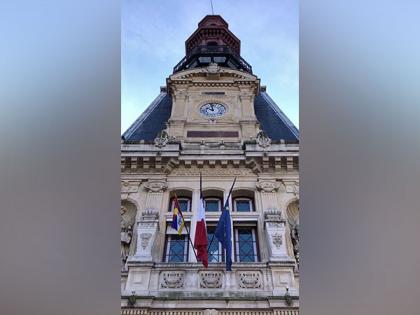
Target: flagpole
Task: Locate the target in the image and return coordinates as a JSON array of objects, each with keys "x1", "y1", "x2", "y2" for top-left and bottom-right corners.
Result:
[
  {"x1": 173, "y1": 192, "x2": 199, "y2": 262},
  {"x1": 207, "y1": 177, "x2": 237, "y2": 254}
]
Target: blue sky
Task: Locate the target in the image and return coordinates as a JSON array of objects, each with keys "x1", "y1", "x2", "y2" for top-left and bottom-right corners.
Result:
[{"x1": 122, "y1": 0, "x2": 298, "y2": 133}]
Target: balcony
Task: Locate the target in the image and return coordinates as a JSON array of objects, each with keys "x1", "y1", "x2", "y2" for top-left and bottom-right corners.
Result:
[{"x1": 173, "y1": 45, "x2": 252, "y2": 74}]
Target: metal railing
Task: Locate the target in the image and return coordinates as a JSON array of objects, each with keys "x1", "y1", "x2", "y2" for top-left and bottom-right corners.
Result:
[{"x1": 173, "y1": 45, "x2": 252, "y2": 73}]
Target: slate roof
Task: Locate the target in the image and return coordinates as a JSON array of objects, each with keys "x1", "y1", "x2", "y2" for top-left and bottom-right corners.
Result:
[{"x1": 122, "y1": 91, "x2": 299, "y2": 142}]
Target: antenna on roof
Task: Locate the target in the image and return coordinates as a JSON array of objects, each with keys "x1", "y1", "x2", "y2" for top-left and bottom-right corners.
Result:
[{"x1": 210, "y1": 0, "x2": 214, "y2": 14}]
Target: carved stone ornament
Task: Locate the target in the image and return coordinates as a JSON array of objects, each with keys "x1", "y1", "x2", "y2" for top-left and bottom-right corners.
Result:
[
  {"x1": 140, "y1": 233, "x2": 152, "y2": 249},
  {"x1": 237, "y1": 271, "x2": 263, "y2": 289},
  {"x1": 264, "y1": 209, "x2": 283, "y2": 222},
  {"x1": 154, "y1": 130, "x2": 169, "y2": 148},
  {"x1": 207, "y1": 62, "x2": 220, "y2": 74},
  {"x1": 160, "y1": 271, "x2": 185, "y2": 289},
  {"x1": 121, "y1": 181, "x2": 141, "y2": 194},
  {"x1": 144, "y1": 179, "x2": 168, "y2": 193},
  {"x1": 256, "y1": 180, "x2": 280, "y2": 193},
  {"x1": 256, "y1": 130, "x2": 272, "y2": 148},
  {"x1": 199, "y1": 271, "x2": 223, "y2": 289},
  {"x1": 272, "y1": 233, "x2": 283, "y2": 248},
  {"x1": 141, "y1": 208, "x2": 159, "y2": 221},
  {"x1": 283, "y1": 180, "x2": 299, "y2": 197}
]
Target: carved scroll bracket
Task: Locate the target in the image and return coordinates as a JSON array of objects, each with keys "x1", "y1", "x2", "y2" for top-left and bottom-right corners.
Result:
[
  {"x1": 121, "y1": 180, "x2": 142, "y2": 199},
  {"x1": 144, "y1": 179, "x2": 168, "y2": 193},
  {"x1": 256, "y1": 179, "x2": 280, "y2": 193}
]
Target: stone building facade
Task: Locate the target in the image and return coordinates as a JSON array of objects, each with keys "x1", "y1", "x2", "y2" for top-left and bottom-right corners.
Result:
[{"x1": 121, "y1": 15, "x2": 299, "y2": 315}]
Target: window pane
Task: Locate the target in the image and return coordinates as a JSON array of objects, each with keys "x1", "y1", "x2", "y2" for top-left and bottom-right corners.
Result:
[
  {"x1": 168, "y1": 235, "x2": 186, "y2": 262},
  {"x1": 236, "y1": 200, "x2": 251, "y2": 212},
  {"x1": 236, "y1": 228, "x2": 257, "y2": 262},
  {"x1": 207, "y1": 228, "x2": 222, "y2": 262},
  {"x1": 179, "y1": 200, "x2": 189, "y2": 212},
  {"x1": 205, "y1": 200, "x2": 219, "y2": 212}
]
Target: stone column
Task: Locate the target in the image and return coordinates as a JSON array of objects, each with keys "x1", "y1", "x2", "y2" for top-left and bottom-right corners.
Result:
[
  {"x1": 130, "y1": 209, "x2": 159, "y2": 262},
  {"x1": 129, "y1": 178, "x2": 167, "y2": 262},
  {"x1": 264, "y1": 209, "x2": 290, "y2": 261}
]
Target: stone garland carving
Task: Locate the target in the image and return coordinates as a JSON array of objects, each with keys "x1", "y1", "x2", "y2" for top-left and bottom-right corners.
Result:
[
  {"x1": 139, "y1": 233, "x2": 152, "y2": 249},
  {"x1": 237, "y1": 271, "x2": 263, "y2": 289},
  {"x1": 160, "y1": 271, "x2": 185, "y2": 289},
  {"x1": 272, "y1": 233, "x2": 283, "y2": 248},
  {"x1": 144, "y1": 180, "x2": 168, "y2": 193},
  {"x1": 256, "y1": 130, "x2": 272, "y2": 148},
  {"x1": 256, "y1": 180, "x2": 280, "y2": 193},
  {"x1": 199, "y1": 271, "x2": 223, "y2": 289}
]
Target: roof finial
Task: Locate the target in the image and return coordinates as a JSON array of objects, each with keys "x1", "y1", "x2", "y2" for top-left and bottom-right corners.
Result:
[{"x1": 210, "y1": 0, "x2": 214, "y2": 15}]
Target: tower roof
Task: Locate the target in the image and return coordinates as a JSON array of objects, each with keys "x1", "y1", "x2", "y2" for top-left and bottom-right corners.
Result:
[
  {"x1": 122, "y1": 90, "x2": 299, "y2": 142},
  {"x1": 173, "y1": 15, "x2": 251, "y2": 74}
]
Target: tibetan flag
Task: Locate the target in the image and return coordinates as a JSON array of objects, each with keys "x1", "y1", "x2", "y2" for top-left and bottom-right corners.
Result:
[
  {"x1": 194, "y1": 173, "x2": 208, "y2": 268},
  {"x1": 171, "y1": 194, "x2": 184, "y2": 235}
]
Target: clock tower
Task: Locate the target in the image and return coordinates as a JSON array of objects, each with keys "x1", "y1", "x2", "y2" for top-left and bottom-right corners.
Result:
[
  {"x1": 166, "y1": 15, "x2": 260, "y2": 143},
  {"x1": 121, "y1": 14, "x2": 299, "y2": 315}
]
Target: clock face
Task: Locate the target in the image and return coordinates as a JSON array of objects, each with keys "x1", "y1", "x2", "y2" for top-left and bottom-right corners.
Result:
[{"x1": 199, "y1": 103, "x2": 227, "y2": 118}]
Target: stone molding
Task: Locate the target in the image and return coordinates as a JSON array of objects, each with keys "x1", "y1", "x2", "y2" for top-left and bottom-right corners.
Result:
[{"x1": 264, "y1": 209, "x2": 284, "y2": 222}]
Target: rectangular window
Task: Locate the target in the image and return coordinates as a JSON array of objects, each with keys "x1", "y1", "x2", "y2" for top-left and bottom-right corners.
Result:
[
  {"x1": 234, "y1": 227, "x2": 258, "y2": 262},
  {"x1": 205, "y1": 198, "x2": 221, "y2": 212},
  {"x1": 207, "y1": 226, "x2": 223, "y2": 263},
  {"x1": 170, "y1": 197, "x2": 191, "y2": 212},
  {"x1": 234, "y1": 198, "x2": 253, "y2": 212},
  {"x1": 164, "y1": 223, "x2": 190, "y2": 262}
]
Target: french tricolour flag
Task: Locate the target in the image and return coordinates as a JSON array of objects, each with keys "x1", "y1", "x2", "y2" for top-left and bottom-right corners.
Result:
[{"x1": 194, "y1": 173, "x2": 208, "y2": 268}]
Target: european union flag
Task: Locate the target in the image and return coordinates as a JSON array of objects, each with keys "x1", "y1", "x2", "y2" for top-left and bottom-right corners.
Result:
[
  {"x1": 214, "y1": 178, "x2": 236, "y2": 271},
  {"x1": 214, "y1": 203, "x2": 232, "y2": 271}
]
